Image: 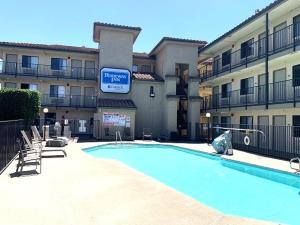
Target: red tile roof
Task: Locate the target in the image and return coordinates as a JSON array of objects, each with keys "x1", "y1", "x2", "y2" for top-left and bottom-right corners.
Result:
[
  {"x1": 98, "y1": 99, "x2": 136, "y2": 109},
  {"x1": 132, "y1": 72, "x2": 164, "y2": 82}
]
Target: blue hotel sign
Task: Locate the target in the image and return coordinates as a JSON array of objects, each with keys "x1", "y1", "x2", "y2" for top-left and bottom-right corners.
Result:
[{"x1": 100, "y1": 68, "x2": 131, "y2": 94}]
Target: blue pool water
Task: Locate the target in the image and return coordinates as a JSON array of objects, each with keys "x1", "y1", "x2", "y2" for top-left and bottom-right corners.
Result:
[{"x1": 85, "y1": 144, "x2": 300, "y2": 225}]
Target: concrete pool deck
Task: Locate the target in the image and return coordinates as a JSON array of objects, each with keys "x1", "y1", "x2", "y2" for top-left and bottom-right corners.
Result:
[{"x1": 0, "y1": 140, "x2": 288, "y2": 225}]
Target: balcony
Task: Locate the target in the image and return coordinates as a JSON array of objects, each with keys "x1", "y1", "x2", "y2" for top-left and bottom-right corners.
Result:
[
  {"x1": 41, "y1": 94, "x2": 97, "y2": 108},
  {"x1": 199, "y1": 22, "x2": 300, "y2": 81},
  {"x1": 201, "y1": 79, "x2": 300, "y2": 111},
  {"x1": 0, "y1": 61, "x2": 97, "y2": 81}
]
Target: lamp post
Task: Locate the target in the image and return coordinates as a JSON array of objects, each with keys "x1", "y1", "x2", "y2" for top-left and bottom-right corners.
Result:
[
  {"x1": 206, "y1": 112, "x2": 211, "y2": 144},
  {"x1": 43, "y1": 108, "x2": 49, "y2": 141}
]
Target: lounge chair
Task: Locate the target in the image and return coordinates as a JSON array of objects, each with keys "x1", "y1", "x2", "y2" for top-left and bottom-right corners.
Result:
[
  {"x1": 143, "y1": 128, "x2": 152, "y2": 141},
  {"x1": 16, "y1": 138, "x2": 42, "y2": 174},
  {"x1": 31, "y1": 126, "x2": 68, "y2": 145},
  {"x1": 21, "y1": 130, "x2": 67, "y2": 157}
]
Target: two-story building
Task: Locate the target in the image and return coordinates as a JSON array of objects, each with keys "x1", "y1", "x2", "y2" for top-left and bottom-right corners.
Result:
[{"x1": 0, "y1": 22, "x2": 206, "y2": 140}]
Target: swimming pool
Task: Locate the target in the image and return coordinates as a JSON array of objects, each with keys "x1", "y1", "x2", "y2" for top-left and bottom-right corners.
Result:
[{"x1": 85, "y1": 144, "x2": 300, "y2": 225}]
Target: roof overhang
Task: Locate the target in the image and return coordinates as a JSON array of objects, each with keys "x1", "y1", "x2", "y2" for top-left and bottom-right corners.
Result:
[
  {"x1": 198, "y1": 0, "x2": 289, "y2": 62},
  {"x1": 93, "y1": 22, "x2": 141, "y2": 43},
  {"x1": 150, "y1": 37, "x2": 207, "y2": 56}
]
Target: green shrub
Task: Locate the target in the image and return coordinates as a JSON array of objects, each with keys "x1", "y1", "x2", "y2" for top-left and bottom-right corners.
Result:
[{"x1": 0, "y1": 89, "x2": 41, "y2": 123}]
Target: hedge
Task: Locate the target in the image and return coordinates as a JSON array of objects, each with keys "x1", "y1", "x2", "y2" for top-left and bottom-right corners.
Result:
[{"x1": 0, "y1": 89, "x2": 41, "y2": 123}]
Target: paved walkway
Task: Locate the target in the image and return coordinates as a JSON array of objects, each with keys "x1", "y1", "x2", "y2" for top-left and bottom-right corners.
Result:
[{"x1": 0, "y1": 140, "x2": 280, "y2": 225}]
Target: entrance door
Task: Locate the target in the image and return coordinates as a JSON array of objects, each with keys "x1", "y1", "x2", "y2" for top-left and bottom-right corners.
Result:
[
  {"x1": 70, "y1": 86, "x2": 81, "y2": 107},
  {"x1": 293, "y1": 64, "x2": 300, "y2": 99},
  {"x1": 84, "y1": 87, "x2": 95, "y2": 107},
  {"x1": 84, "y1": 61, "x2": 95, "y2": 79},
  {"x1": 273, "y1": 22, "x2": 287, "y2": 51},
  {"x1": 273, "y1": 115, "x2": 286, "y2": 156},
  {"x1": 293, "y1": 14, "x2": 300, "y2": 43},
  {"x1": 258, "y1": 32, "x2": 266, "y2": 57},
  {"x1": 212, "y1": 86, "x2": 219, "y2": 108},
  {"x1": 258, "y1": 74, "x2": 266, "y2": 104},
  {"x1": 273, "y1": 69, "x2": 286, "y2": 102},
  {"x1": 258, "y1": 116, "x2": 269, "y2": 149},
  {"x1": 6, "y1": 54, "x2": 17, "y2": 74},
  {"x1": 71, "y1": 59, "x2": 82, "y2": 78}
]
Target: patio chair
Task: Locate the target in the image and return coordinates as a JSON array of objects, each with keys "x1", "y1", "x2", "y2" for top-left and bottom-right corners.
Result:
[
  {"x1": 21, "y1": 130, "x2": 67, "y2": 157},
  {"x1": 143, "y1": 128, "x2": 152, "y2": 141},
  {"x1": 31, "y1": 126, "x2": 68, "y2": 146},
  {"x1": 16, "y1": 138, "x2": 42, "y2": 174}
]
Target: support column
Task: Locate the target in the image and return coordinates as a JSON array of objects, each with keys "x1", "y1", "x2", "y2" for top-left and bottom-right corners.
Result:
[{"x1": 265, "y1": 13, "x2": 269, "y2": 110}]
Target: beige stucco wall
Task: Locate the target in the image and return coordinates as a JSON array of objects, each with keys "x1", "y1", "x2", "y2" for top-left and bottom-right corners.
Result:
[{"x1": 131, "y1": 80, "x2": 164, "y2": 138}]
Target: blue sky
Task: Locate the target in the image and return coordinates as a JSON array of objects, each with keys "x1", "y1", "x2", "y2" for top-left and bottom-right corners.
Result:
[{"x1": 0, "y1": 0, "x2": 273, "y2": 53}]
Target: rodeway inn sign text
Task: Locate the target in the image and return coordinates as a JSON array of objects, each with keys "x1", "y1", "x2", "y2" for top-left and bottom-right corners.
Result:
[{"x1": 100, "y1": 68, "x2": 131, "y2": 94}]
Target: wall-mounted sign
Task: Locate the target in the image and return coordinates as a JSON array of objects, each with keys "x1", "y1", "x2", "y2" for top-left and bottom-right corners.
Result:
[
  {"x1": 100, "y1": 68, "x2": 131, "y2": 94},
  {"x1": 103, "y1": 112, "x2": 130, "y2": 127}
]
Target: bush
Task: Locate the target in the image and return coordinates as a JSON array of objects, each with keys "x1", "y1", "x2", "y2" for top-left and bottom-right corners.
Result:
[{"x1": 0, "y1": 89, "x2": 41, "y2": 123}]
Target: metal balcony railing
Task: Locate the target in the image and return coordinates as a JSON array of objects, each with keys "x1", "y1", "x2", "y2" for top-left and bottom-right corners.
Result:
[
  {"x1": 201, "y1": 79, "x2": 300, "y2": 111},
  {"x1": 0, "y1": 61, "x2": 97, "y2": 81},
  {"x1": 199, "y1": 22, "x2": 300, "y2": 81},
  {"x1": 41, "y1": 94, "x2": 97, "y2": 108}
]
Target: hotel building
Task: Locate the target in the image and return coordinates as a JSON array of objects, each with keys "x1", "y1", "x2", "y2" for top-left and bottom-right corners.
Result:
[
  {"x1": 0, "y1": 22, "x2": 206, "y2": 140},
  {"x1": 199, "y1": 0, "x2": 300, "y2": 129}
]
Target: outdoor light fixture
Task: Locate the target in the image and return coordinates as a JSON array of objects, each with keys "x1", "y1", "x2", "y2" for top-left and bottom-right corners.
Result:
[
  {"x1": 43, "y1": 108, "x2": 49, "y2": 141},
  {"x1": 206, "y1": 112, "x2": 211, "y2": 144},
  {"x1": 149, "y1": 86, "x2": 155, "y2": 98}
]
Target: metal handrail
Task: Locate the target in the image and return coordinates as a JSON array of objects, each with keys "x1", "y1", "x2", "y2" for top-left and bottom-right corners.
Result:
[
  {"x1": 115, "y1": 131, "x2": 123, "y2": 144},
  {"x1": 290, "y1": 158, "x2": 300, "y2": 171},
  {"x1": 199, "y1": 22, "x2": 300, "y2": 81},
  {"x1": 0, "y1": 61, "x2": 98, "y2": 80},
  {"x1": 201, "y1": 78, "x2": 300, "y2": 110}
]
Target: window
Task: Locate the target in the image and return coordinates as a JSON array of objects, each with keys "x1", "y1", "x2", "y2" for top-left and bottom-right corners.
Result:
[
  {"x1": 221, "y1": 116, "x2": 231, "y2": 128},
  {"x1": 4, "y1": 82, "x2": 17, "y2": 89},
  {"x1": 293, "y1": 116, "x2": 300, "y2": 137},
  {"x1": 22, "y1": 55, "x2": 38, "y2": 68},
  {"x1": 221, "y1": 83, "x2": 231, "y2": 98},
  {"x1": 294, "y1": 15, "x2": 300, "y2": 41},
  {"x1": 50, "y1": 85, "x2": 65, "y2": 97},
  {"x1": 240, "y1": 116, "x2": 253, "y2": 129},
  {"x1": 132, "y1": 65, "x2": 138, "y2": 72},
  {"x1": 213, "y1": 55, "x2": 220, "y2": 73},
  {"x1": 222, "y1": 50, "x2": 231, "y2": 67},
  {"x1": 293, "y1": 65, "x2": 300, "y2": 87},
  {"x1": 240, "y1": 77, "x2": 254, "y2": 95},
  {"x1": 21, "y1": 83, "x2": 38, "y2": 91},
  {"x1": 241, "y1": 38, "x2": 254, "y2": 59},
  {"x1": 51, "y1": 58, "x2": 67, "y2": 70},
  {"x1": 0, "y1": 58, "x2": 3, "y2": 73},
  {"x1": 212, "y1": 116, "x2": 219, "y2": 126},
  {"x1": 141, "y1": 65, "x2": 151, "y2": 73}
]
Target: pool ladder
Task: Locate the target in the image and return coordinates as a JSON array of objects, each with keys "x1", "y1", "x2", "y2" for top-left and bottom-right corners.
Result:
[
  {"x1": 289, "y1": 157, "x2": 300, "y2": 172},
  {"x1": 115, "y1": 131, "x2": 123, "y2": 144}
]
